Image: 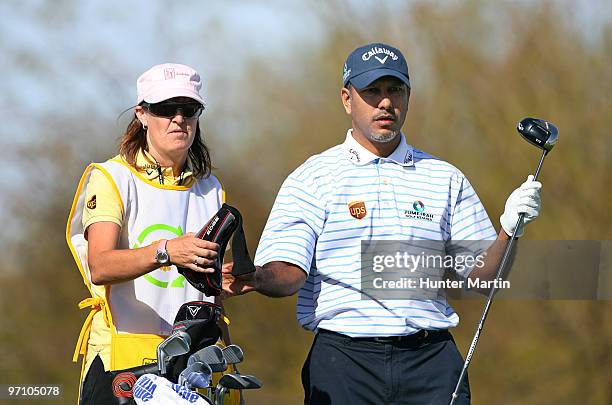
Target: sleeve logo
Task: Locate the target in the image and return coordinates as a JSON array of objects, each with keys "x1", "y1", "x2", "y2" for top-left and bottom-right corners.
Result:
[{"x1": 86, "y1": 195, "x2": 97, "y2": 209}]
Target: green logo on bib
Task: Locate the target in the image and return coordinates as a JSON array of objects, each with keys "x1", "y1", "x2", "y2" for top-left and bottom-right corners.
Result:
[{"x1": 132, "y1": 224, "x2": 186, "y2": 288}]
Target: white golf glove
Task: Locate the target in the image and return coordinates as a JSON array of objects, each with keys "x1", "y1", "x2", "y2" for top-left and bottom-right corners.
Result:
[{"x1": 500, "y1": 175, "x2": 542, "y2": 237}]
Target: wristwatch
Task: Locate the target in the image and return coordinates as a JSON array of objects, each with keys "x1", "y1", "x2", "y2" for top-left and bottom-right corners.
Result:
[{"x1": 155, "y1": 239, "x2": 170, "y2": 266}]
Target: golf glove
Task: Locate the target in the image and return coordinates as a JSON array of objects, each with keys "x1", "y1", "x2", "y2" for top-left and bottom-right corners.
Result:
[{"x1": 500, "y1": 175, "x2": 542, "y2": 237}]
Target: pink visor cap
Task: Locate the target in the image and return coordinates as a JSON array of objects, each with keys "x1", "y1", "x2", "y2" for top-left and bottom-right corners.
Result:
[{"x1": 136, "y1": 63, "x2": 205, "y2": 105}]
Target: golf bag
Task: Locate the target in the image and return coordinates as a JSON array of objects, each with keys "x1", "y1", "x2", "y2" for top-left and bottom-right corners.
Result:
[{"x1": 109, "y1": 301, "x2": 222, "y2": 404}]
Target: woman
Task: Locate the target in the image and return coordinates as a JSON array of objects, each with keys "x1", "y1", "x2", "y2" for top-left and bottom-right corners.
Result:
[{"x1": 66, "y1": 63, "x2": 235, "y2": 404}]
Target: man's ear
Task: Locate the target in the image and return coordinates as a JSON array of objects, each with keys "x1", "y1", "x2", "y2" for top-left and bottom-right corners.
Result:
[{"x1": 341, "y1": 87, "x2": 352, "y2": 114}]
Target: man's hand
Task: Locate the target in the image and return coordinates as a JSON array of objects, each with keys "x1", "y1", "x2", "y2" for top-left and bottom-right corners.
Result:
[
  {"x1": 221, "y1": 262, "x2": 256, "y2": 299},
  {"x1": 221, "y1": 261, "x2": 307, "y2": 299},
  {"x1": 500, "y1": 175, "x2": 542, "y2": 237}
]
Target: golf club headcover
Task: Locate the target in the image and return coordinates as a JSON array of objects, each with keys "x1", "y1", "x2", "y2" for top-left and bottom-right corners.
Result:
[
  {"x1": 166, "y1": 301, "x2": 222, "y2": 383},
  {"x1": 171, "y1": 301, "x2": 222, "y2": 349},
  {"x1": 177, "y1": 203, "x2": 255, "y2": 296}
]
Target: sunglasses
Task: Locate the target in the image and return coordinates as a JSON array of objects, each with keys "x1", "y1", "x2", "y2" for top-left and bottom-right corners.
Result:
[{"x1": 142, "y1": 101, "x2": 203, "y2": 118}]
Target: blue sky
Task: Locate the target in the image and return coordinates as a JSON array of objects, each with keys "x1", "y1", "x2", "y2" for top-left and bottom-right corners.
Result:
[
  {"x1": 0, "y1": 1, "x2": 323, "y2": 125},
  {"x1": 0, "y1": 0, "x2": 609, "y2": 142},
  {"x1": 1, "y1": 1, "x2": 608, "y2": 117}
]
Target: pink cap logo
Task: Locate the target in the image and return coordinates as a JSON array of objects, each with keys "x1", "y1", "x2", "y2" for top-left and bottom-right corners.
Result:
[{"x1": 164, "y1": 68, "x2": 176, "y2": 80}]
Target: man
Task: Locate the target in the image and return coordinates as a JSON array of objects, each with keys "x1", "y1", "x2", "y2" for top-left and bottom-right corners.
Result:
[{"x1": 223, "y1": 43, "x2": 542, "y2": 404}]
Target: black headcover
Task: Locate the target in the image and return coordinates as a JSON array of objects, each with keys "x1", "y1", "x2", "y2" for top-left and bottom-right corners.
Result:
[
  {"x1": 171, "y1": 301, "x2": 222, "y2": 350},
  {"x1": 108, "y1": 301, "x2": 222, "y2": 404},
  {"x1": 178, "y1": 203, "x2": 255, "y2": 296},
  {"x1": 166, "y1": 301, "x2": 222, "y2": 382}
]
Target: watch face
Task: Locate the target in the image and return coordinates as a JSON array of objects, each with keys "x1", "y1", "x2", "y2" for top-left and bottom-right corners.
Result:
[{"x1": 156, "y1": 250, "x2": 169, "y2": 265}]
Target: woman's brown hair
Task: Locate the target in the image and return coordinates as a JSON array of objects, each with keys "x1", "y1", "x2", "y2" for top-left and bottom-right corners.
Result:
[{"x1": 118, "y1": 114, "x2": 212, "y2": 179}]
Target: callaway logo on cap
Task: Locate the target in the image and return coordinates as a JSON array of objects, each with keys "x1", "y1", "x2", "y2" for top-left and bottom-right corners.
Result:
[{"x1": 343, "y1": 42, "x2": 410, "y2": 90}]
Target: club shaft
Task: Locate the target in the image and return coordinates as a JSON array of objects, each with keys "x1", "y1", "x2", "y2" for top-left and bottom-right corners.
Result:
[
  {"x1": 221, "y1": 388, "x2": 227, "y2": 405},
  {"x1": 532, "y1": 150, "x2": 547, "y2": 181},
  {"x1": 450, "y1": 150, "x2": 547, "y2": 405}
]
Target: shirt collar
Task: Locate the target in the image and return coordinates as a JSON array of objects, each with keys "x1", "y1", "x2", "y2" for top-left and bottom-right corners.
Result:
[
  {"x1": 342, "y1": 129, "x2": 414, "y2": 167},
  {"x1": 134, "y1": 149, "x2": 194, "y2": 185}
]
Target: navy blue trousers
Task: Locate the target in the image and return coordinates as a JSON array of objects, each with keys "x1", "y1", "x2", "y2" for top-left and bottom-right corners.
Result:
[{"x1": 302, "y1": 330, "x2": 471, "y2": 405}]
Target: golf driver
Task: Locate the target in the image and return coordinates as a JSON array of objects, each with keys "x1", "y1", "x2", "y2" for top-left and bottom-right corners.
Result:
[
  {"x1": 449, "y1": 117, "x2": 558, "y2": 405},
  {"x1": 214, "y1": 374, "x2": 262, "y2": 405},
  {"x1": 157, "y1": 330, "x2": 191, "y2": 376}
]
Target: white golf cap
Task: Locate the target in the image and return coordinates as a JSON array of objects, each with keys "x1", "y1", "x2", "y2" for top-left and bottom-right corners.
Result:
[{"x1": 136, "y1": 63, "x2": 205, "y2": 105}]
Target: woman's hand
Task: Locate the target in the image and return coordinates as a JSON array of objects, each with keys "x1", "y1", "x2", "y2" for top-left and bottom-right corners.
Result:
[{"x1": 166, "y1": 233, "x2": 219, "y2": 273}]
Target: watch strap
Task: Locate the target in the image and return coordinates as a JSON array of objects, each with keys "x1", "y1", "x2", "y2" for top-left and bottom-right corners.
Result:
[{"x1": 156, "y1": 239, "x2": 169, "y2": 265}]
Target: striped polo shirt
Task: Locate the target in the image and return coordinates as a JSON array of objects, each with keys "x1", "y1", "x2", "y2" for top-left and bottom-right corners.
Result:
[{"x1": 254, "y1": 130, "x2": 497, "y2": 337}]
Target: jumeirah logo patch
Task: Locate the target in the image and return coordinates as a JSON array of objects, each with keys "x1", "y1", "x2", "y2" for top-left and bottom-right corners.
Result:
[{"x1": 404, "y1": 200, "x2": 434, "y2": 222}]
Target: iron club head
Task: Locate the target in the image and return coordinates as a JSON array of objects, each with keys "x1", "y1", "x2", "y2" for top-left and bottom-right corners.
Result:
[
  {"x1": 237, "y1": 374, "x2": 263, "y2": 389},
  {"x1": 517, "y1": 117, "x2": 559, "y2": 152},
  {"x1": 157, "y1": 330, "x2": 191, "y2": 375},
  {"x1": 187, "y1": 344, "x2": 227, "y2": 372},
  {"x1": 218, "y1": 373, "x2": 262, "y2": 390},
  {"x1": 221, "y1": 345, "x2": 244, "y2": 365},
  {"x1": 178, "y1": 361, "x2": 213, "y2": 389}
]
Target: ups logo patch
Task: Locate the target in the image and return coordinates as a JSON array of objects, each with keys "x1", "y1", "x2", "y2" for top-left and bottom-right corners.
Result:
[
  {"x1": 87, "y1": 195, "x2": 97, "y2": 209},
  {"x1": 348, "y1": 200, "x2": 367, "y2": 220}
]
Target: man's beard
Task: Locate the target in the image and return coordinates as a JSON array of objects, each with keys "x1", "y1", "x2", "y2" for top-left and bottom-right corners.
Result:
[{"x1": 366, "y1": 129, "x2": 399, "y2": 143}]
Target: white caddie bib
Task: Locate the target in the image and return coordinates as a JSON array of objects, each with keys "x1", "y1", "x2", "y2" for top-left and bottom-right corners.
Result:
[{"x1": 68, "y1": 158, "x2": 222, "y2": 337}]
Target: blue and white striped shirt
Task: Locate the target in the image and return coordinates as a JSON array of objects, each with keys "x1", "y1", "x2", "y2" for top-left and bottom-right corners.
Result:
[{"x1": 254, "y1": 130, "x2": 497, "y2": 337}]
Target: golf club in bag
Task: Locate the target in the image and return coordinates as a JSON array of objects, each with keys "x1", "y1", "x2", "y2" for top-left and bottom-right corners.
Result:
[
  {"x1": 214, "y1": 374, "x2": 262, "y2": 405},
  {"x1": 449, "y1": 118, "x2": 558, "y2": 405},
  {"x1": 129, "y1": 343, "x2": 262, "y2": 405}
]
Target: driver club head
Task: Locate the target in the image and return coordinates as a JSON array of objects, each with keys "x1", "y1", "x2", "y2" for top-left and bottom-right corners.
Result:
[{"x1": 517, "y1": 117, "x2": 559, "y2": 152}]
